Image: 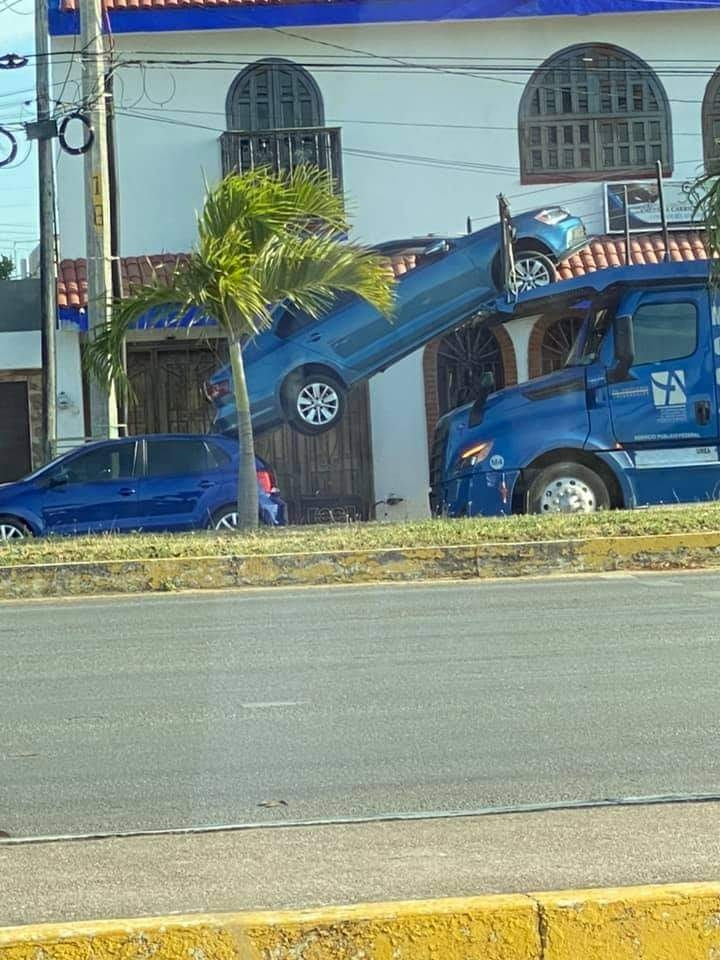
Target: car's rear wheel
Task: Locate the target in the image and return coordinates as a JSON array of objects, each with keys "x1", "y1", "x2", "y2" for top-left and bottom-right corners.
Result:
[
  {"x1": 0, "y1": 516, "x2": 31, "y2": 541},
  {"x1": 509, "y1": 251, "x2": 557, "y2": 293},
  {"x1": 527, "y1": 462, "x2": 610, "y2": 514},
  {"x1": 282, "y1": 371, "x2": 346, "y2": 436}
]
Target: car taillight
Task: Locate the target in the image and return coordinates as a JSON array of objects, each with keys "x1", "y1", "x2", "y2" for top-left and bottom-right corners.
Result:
[
  {"x1": 204, "y1": 379, "x2": 231, "y2": 402},
  {"x1": 256, "y1": 468, "x2": 274, "y2": 493}
]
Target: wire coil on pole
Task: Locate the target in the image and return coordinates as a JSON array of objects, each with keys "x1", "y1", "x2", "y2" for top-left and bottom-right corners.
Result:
[
  {"x1": 58, "y1": 112, "x2": 94, "y2": 156},
  {"x1": 0, "y1": 127, "x2": 18, "y2": 168}
]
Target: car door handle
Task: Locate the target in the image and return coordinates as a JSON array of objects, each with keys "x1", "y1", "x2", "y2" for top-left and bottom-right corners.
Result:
[
  {"x1": 198, "y1": 480, "x2": 217, "y2": 489},
  {"x1": 118, "y1": 487, "x2": 136, "y2": 496},
  {"x1": 307, "y1": 333, "x2": 322, "y2": 342},
  {"x1": 695, "y1": 399, "x2": 712, "y2": 425}
]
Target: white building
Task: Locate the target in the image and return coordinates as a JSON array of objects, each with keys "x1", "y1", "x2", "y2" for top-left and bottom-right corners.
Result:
[{"x1": 49, "y1": 0, "x2": 718, "y2": 520}]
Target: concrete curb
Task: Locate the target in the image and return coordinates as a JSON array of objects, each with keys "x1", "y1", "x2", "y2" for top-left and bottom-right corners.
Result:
[
  {"x1": 1, "y1": 530, "x2": 720, "y2": 599},
  {"x1": 1, "y1": 883, "x2": 719, "y2": 959}
]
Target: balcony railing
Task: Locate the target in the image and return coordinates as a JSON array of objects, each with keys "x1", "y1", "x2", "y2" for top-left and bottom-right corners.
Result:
[{"x1": 220, "y1": 127, "x2": 343, "y2": 189}]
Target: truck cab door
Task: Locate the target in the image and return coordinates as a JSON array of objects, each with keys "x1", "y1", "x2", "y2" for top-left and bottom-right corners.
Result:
[{"x1": 607, "y1": 287, "x2": 718, "y2": 505}]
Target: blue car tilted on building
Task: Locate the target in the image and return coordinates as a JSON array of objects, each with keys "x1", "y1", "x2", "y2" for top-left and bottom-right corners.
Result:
[
  {"x1": 0, "y1": 434, "x2": 286, "y2": 541},
  {"x1": 205, "y1": 206, "x2": 589, "y2": 437}
]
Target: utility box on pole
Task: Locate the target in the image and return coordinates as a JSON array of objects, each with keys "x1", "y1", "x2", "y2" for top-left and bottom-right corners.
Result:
[{"x1": 79, "y1": 0, "x2": 118, "y2": 439}]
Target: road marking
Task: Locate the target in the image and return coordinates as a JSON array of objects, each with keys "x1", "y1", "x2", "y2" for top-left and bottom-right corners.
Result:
[{"x1": 241, "y1": 701, "x2": 306, "y2": 709}]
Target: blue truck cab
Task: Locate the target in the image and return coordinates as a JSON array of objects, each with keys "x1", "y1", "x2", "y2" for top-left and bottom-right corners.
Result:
[{"x1": 431, "y1": 261, "x2": 720, "y2": 516}]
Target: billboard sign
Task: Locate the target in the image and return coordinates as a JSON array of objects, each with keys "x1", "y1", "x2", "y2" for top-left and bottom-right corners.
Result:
[{"x1": 604, "y1": 180, "x2": 703, "y2": 233}]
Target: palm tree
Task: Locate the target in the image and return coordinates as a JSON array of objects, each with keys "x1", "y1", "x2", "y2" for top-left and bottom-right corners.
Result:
[
  {"x1": 84, "y1": 166, "x2": 395, "y2": 530},
  {"x1": 691, "y1": 169, "x2": 720, "y2": 264}
]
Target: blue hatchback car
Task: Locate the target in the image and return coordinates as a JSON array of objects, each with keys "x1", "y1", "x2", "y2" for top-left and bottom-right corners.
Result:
[
  {"x1": 205, "y1": 206, "x2": 588, "y2": 437},
  {"x1": 0, "y1": 434, "x2": 286, "y2": 541}
]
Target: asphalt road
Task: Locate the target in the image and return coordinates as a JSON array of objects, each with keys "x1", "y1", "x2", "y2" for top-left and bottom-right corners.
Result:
[{"x1": 2, "y1": 572, "x2": 720, "y2": 839}]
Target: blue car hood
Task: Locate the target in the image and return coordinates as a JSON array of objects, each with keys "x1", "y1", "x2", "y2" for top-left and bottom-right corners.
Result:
[{"x1": 0, "y1": 478, "x2": 30, "y2": 501}]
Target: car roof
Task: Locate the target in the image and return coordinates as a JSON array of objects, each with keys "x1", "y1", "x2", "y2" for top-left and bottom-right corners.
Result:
[{"x1": 66, "y1": 433, "x2": 238, "y2": 451}]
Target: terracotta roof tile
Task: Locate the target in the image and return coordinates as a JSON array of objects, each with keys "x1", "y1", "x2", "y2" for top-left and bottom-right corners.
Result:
[
  {"x1": 58, "y1": 231, "x2": 712, "y2": 309},
  {"x1": 61, "y1": 0, "x2": 346, "y2": 12},
  {"x1": 556, "y1": 230, "x2": 711, "y2": 280},
  {"x1": 57, "y1": 253, "x2": 187, "y2": 309}
]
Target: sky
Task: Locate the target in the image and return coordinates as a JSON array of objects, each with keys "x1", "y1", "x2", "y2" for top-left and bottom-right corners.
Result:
[{"x1": 0, "y1": 0, "x2": 40, "y2": 274}]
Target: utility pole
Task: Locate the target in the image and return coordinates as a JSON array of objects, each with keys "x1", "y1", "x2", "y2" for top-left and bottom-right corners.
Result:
[
  {"x1": 79, "y1": 0, "x2": 118, "y2": 438},
  {"x1": 105, "y1": 68, "x2": 128, "y2": 434},
  {"x1": 34, "y1": 0, "x2": 57, "y2": 463}
]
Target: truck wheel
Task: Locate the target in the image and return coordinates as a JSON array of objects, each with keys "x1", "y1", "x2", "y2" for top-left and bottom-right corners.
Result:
[
  {"x1": 283, "y1": 371, "x2": 346, "y2": 436},
  {"x1": 527, "y1": 462, "x2": 610, "y2": 514}
]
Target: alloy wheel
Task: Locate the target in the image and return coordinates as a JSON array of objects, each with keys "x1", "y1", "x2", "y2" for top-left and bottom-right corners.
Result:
[{"x1": 296, "y1": 382, "x2": 340, "y2": 426}]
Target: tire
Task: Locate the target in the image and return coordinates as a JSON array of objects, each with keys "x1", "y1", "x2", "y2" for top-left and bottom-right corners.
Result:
[
  {"x1": 527, "y1": 462, "x2": 610, "y2": 515},
  {"x1": 508, "y1": 250, "x2": 557, "y2": 293},
  {"x1": 0, "y1": 516, "x2": 31, "y2": 541},
  {"x1": 282, "y1": 370, "x2": 346, "y2": 436},
  {"x1": 211, "y1": 505, "x2": 239, "y2": 532}
]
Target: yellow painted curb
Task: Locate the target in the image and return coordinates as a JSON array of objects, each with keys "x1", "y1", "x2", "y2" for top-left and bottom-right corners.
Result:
[
  {"x1": 0, "y1": 530, "x2": 719, "y2": 599},
  {"x1": 534, "y1": 882, "x2": 720, "y2": 960},
  {"x1": 2, "y1": 884, "x2": 720, "y2": 959}
]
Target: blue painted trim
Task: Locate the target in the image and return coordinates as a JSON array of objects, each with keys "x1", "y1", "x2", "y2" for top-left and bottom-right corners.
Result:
[
  {"x1": 58, "y1": 304, "x2": 218, "y2": 332},
  {"x1": 49, "y1": 0, "x2": 720, "y2": 37}
]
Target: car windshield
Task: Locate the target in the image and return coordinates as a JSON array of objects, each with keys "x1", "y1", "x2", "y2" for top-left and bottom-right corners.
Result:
[{"x1": 3, "y1": 0, "x2": 719, "y2": 941}]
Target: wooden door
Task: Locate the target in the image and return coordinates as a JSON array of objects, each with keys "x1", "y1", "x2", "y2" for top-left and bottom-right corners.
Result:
[
  {"x1": 0, "y1": 381, "x2": 31, "y2": 481},
  {"x1": 254, "y1": 383, "x2": 373, "y2": 524},
  {"x1": 127, "y1": 342, "x2": 226, "y2": 435}
]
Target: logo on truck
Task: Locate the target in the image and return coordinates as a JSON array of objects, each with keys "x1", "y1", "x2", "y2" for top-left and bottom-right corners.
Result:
[{"x1": 650, "y1": 369, "x2": 686, "y2": 407}]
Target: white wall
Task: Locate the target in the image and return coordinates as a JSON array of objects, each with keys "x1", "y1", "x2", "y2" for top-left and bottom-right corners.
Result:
[
  {"x1": 0, "y1": 331, "x2": 41, "y2": 370},
  {"x1": 52, "y1": 12, "x2": 715, "y2": 257},
  {"x1": 55, "y1": 330, "x2": 85, "y2": 448},
  {"x1": 369, "y1": 352, "x2": 430, "y2": 520},
  {"x1": 51, "y1": 10, "x2": 718, "y2": 517}
]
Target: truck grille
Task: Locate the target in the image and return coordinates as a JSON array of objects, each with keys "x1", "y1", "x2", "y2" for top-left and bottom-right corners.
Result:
[{"x1": 429, "y1": 418, "x2": 450, "y2": 515}]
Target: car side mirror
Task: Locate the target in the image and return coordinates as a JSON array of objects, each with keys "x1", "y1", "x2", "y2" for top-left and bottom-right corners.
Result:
[
  {"x1": 47, "y1": 470, "x2": 69, "y2": 488},
  {"x1": 425, "y1": 239, "x2": 450, "y2": 257},
  {"x1": 608, "y1": 313, "x2": 635, "y2": 383},
  {"x1": 468, "y1": 370, "x2": 496, "y2": 427}
]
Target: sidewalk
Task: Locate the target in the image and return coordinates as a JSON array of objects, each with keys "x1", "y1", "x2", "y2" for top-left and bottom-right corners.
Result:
[{"x1": 2, "y1": 801, "x2": 719, "y2": 927}]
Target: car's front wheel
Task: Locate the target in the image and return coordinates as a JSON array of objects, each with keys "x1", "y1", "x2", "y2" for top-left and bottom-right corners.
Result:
[
  {"x1": 509, "y1": 251, "x2": 557, "y2": 293},
  {"x1": 0, "y1": 516, "x2": 31, "y2": 541},
  {"x1": 282, "y1": 371, "x2": 346, "y2": 436}
]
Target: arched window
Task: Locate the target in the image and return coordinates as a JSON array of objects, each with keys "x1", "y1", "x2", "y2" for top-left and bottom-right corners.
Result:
[
  {"x1": 703, "y1": 67, "x2": 720, "y2": 173},
  {"x1": 226, "y1": 58, "x2": 324, "y2": 132},
  {"x1": 436, "y1": 322, "x2": 506, "y2": 415},
  {"x1": 222, "y1": 58, "x2": 339, "y2": 183},
  {"x1": 540, "y1": 316, "x2": 584, "y2": 375},
  {"x1": 519, "y1": 44, "x2": 672, "y2": 183}
]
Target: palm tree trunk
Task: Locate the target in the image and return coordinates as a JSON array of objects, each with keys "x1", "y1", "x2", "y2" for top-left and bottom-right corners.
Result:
[{"x1": 228, "y1": 335, "x2": 259, "y2": 529}]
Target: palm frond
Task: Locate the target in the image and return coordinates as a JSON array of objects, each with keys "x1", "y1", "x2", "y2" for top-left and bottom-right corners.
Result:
[
  {"x1": 692, "y1": 173, "x2": 720, "y2": 259},
  {"x1": 252, "y1": 232, "x2": 396, "y2": 320},
  {"x1": 199, "y1": 166, "x2": 349, "y2": 258}
]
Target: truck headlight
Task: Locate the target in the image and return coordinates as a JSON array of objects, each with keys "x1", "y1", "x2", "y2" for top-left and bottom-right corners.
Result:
[{"x1": 459, "y1": 440, "x2": 494, "y2": 467}]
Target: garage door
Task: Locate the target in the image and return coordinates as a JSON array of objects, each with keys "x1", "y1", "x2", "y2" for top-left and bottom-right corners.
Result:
[{"x1": 0, "y1": 381, "x2": 31, "y2": 482}]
